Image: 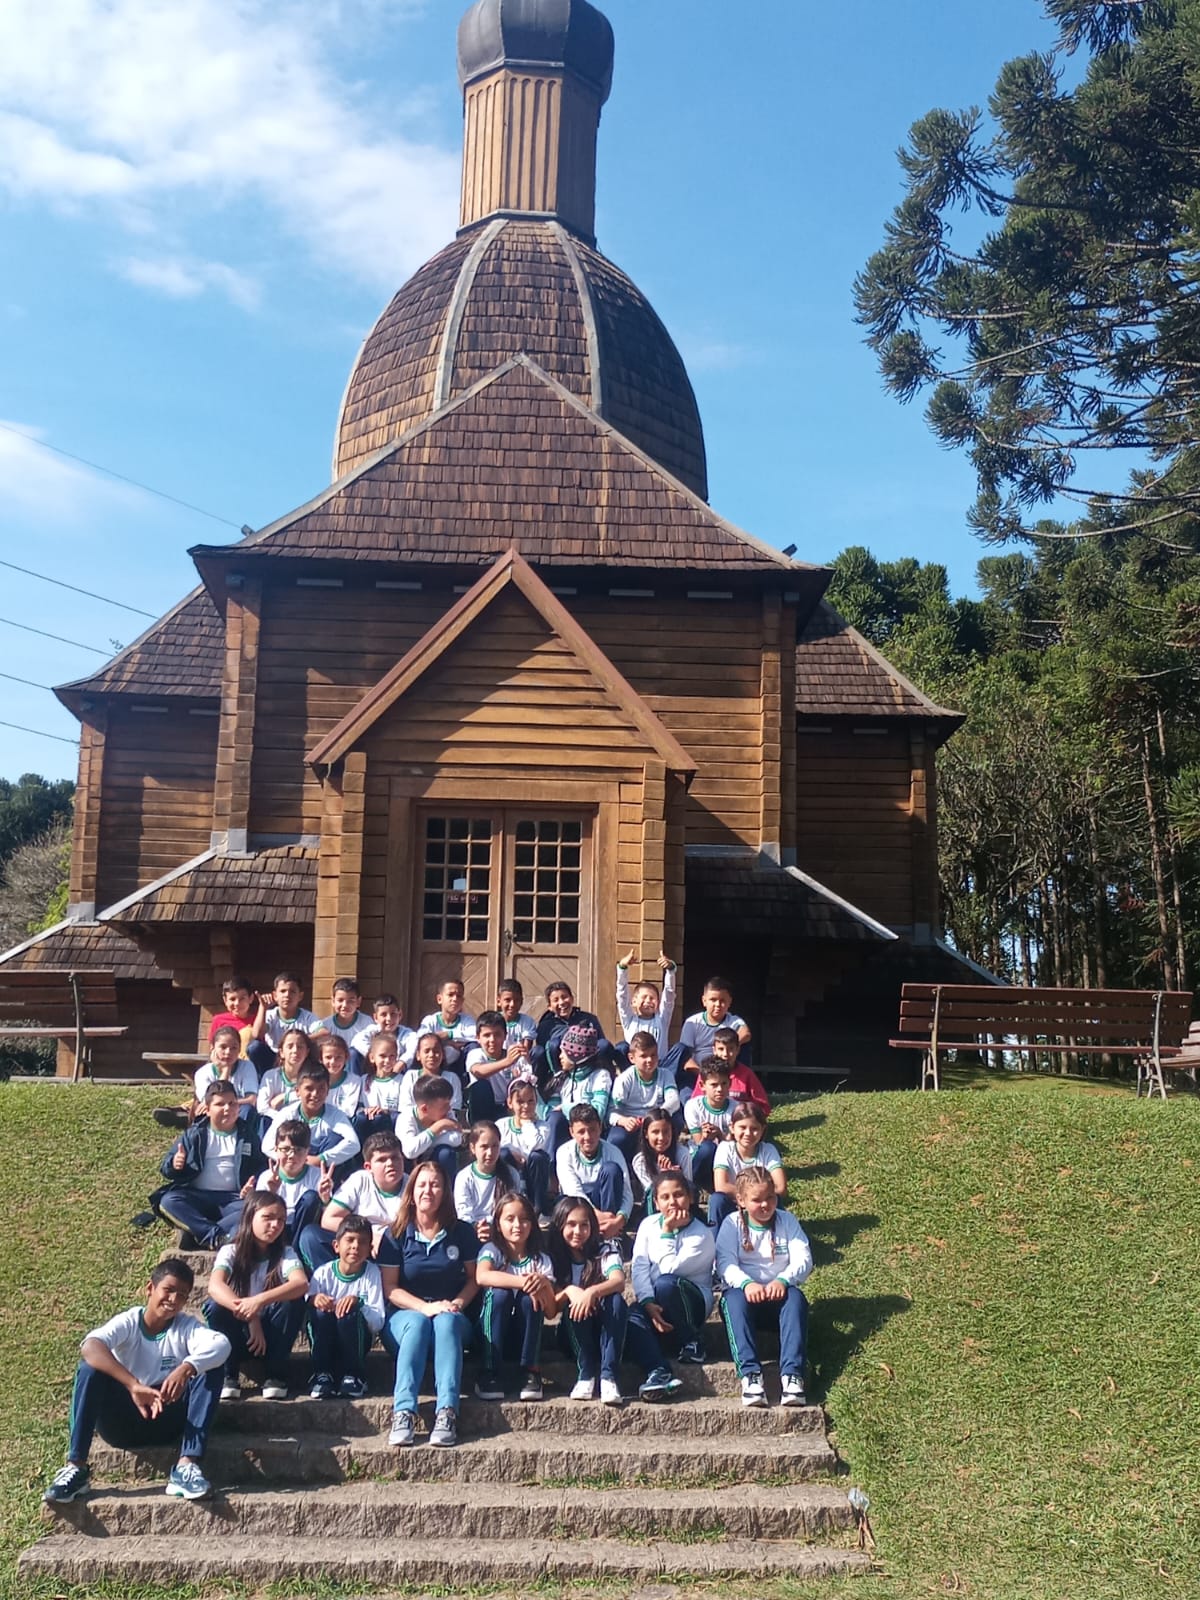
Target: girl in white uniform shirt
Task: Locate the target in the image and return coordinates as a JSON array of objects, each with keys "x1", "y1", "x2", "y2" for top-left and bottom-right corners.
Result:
[
  {"x1": 709, "y1": 1101, "x2": 786, "y2": 1228},
  {"x1": 203, "y1": 1192, "x2": 309, "y2": 1402},
  {"x1": 546, "y1": 1195, "x2": 628, "y2": 1405},
  {"x1": 715, "y1": 1166, "x2": 812, "y2": 1409},
  {"x1": 497, "y1": 1077, "x2": 553, "y2": 1219},
  {"x1": 626, "y1": 1170, "x2": 716, "y2": 1398},
  {"x1": 632, "y1": 1109, "x2": 694, "y2": 1215},
  {"x1": 475, "y1": 1192, "x2": 556, "y2": 1401}
]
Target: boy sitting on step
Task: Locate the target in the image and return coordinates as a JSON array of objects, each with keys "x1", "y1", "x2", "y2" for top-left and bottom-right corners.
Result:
[
  {"x1": 247, "y1": 971, "x2": 321, "y2": 1077},
  {"x1": 150, "y1": 1081, "x2": 263, "y2": 1248},
  {"x1": 306, "y1": 1213, "x2": 386, "y2": 1400},
  {"x1": 192, "y1": 1025, "x2": 258, "y2": 1124},
  {"x1": 555, "y1": 1103, "x2": 633, "y2": 1242},
  {"x1": 711, "y1": 1025, "x2": 771, "y2": 1114},
  {"x1": 261, "y1": 1063, "x2": 361, "y2": 1174},
  {"x1": 43, "y1": 1258, "x2": 231, "y2": 1506},
  {"x1": 255, "y1": 1119, "x2": 333, "y2": 1241}
]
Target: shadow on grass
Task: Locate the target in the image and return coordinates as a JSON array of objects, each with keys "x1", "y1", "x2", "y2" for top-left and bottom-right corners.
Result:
[
  {"x1": 791, "y1": 1160, "x2": 841, "y2": 1182},
  {"x1": 767, "y1": 1111, "x2": 828, "y2": 1136},
  {"x1": 809, "y1": 1292, "x2": 911, "y2": 1395},
  {"x1": 804, "y1": 1212, "x2": 879, "y2": 1269}
]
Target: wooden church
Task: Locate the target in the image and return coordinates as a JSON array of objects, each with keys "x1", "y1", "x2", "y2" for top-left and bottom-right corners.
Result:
[{"x1": 0, "y1": 0, "x2": 967, "y2": 1081}]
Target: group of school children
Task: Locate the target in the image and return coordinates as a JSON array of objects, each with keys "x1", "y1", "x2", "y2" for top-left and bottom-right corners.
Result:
[{"x1": 44, "y1": 957, "x2": 814, "y2": 1507}]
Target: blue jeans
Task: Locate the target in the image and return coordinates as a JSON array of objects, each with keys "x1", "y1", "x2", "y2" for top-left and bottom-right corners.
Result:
[
  {"x1": 690, "y1": 1139, "x2": 718, "y2": 1194},
  {"x1": 204, "y1": 1297, "x2": 306, "y2": 1383},
  {"x1": 708, "y1": 1190, "x2": 736, "y2": 1229},
  {"x1": 308, "y1": 1303, "x2": 373, "y2": 1380},
  {"x1": 67, "y1": 1360, "x2": 222, "y2": 1463},
  {"x1": 296, "y1": 1220, "x2": 337, "y2": 1274},
  {"x1": 157, "y1": 1186, "x2": 244, "y2": 1249},
  {"x1": 556, "y1": 1292, "x2": 627, "y2": 1382},
  {"x1": 518, "y1": 1149, "x2": 552, "y2": 1215},
  {"x1": 383, "y1": 1307, "x2": 472, "y2": 1414},
  {"x1": 480, "y1": 1286, "x2": 544, "y2": 1372},
  {"x1": 720, "y1": 1284, "x2": 808, "y2": 1378}
]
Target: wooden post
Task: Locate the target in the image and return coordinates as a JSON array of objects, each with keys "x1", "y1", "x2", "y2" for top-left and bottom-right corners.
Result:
[
  {"x1": 213, "y1": 579, "x2": 262, "y2": 848},
  {"x1": 69, "y1": 711, "x2": 107, "y2": 915},
  {"x1": 759, "y1": 593, "x2": 782, "y2": 856}
]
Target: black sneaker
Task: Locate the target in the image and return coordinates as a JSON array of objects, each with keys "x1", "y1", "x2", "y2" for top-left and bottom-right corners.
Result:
[
  {"x1": 677, "y1": 1339, "x2": 706, "y2": 1365},
  {"x1": 130, "y1": 1211, "x2": 157, "y2": 1230},
  {"x1": 474, "y1": 1371, "x2": 503, "y2": 1401},
  {"x1": 308, "y1": 1373, "x2": 334, "y2": 1400},
  {"x1": 153, "y1": 1106, "x2": 189, "y2": 1129},
  {"x1": 44, "y1": 1463, "x2": 90, "y2": 1505},
  {"x1": 518, "y1": 1369, "x2": 543, "y2": 1401}
]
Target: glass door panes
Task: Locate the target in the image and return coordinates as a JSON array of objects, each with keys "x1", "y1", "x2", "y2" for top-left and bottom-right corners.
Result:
[
  {"x1": 421, "y1": 817, "x2": 493, "y2": 943},
  {"x1": 511, "y1": 818, "x2": 583, "y2": 945}
]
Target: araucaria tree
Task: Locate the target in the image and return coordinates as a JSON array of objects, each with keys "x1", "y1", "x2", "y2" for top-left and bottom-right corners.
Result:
[{"x1": 855, "y1": 0, "x2": 1200, "y2": 545}]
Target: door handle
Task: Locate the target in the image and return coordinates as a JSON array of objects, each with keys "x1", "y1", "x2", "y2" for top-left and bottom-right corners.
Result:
[{"x1": 503, "y1": 927, "x2": 513, "y2": 957}]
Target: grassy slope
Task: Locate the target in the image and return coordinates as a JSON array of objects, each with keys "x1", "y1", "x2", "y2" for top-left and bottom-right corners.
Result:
[{"x1": 2, "y1": 1080, "x2": 1199, "y2": 1600}]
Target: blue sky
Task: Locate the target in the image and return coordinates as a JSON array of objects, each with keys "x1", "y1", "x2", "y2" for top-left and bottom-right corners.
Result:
[{"x1": 0, "y1": 0, "x2": 1063, "y2": 783}]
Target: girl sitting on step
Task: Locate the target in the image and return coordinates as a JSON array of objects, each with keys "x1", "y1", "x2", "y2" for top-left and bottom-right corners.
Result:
[
  {"x1": 714, "y1": 1166, "x2": 812, "y2": 1410},
  {"x1": 204, "y1": 1191, "x2": 309, "y2": 1403},
  {"x1": 709, "y1": 1102, "x2": 786, "y2": 1229},
  {"x1": 475, "y1": 1192, "x2": 556, "y2": 1402},
  {"x1": 631, "y1": 1109, "x2": 694, "y2": 1216},
  {"x1": 546, "y1": 1195, "x2": 627, "y2": 1406},
  {"x1": 626, "y1": 1169, "x2": 716, "y2": 1400}
]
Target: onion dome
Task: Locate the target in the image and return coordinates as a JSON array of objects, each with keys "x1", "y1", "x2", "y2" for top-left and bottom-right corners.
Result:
[{"x1": 457, "y1": 0, "x2": 615, "y2": 101}]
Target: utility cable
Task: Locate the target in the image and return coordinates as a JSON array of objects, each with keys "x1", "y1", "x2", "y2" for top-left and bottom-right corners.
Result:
[
  {"x1": 0, "y1": 616, "x2": 111, "y2": 654},
  {"x1": 0, "y1": 419, "x2": 241, "y2": 529},
  {"x1": 0, "y1": 670, "x2": 53, "y2": 692},
  {"x1": 0, "y1": 558, "x2": 156, "y2": 618},
  {"x1": 0, "y1": 718, "x2": 77, "y2": 746}
]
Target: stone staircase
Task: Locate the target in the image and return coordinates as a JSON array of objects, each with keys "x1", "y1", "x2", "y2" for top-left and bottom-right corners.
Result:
[{"x1": 22, "y1": 1249, "x2": 871, "y2": 1588}]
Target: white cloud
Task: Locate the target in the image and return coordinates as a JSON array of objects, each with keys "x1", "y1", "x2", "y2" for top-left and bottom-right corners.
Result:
[
  {"x1": 0, "y1": 419, "x2": 147, "y2": 522},
  {"x1": 118, "y1": 255, "x2": 261, "y2": 309},
  {"x1": 0, "y1": 0, "x2": 460, "y2": 291}
]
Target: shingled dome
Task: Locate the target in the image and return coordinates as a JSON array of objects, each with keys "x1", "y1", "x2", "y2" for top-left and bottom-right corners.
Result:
[
  {"x1": 334, "y1": 218, "x2": 708, "y2": 497},
  {"x1": 457, "y1": 0, "x2": 615, "y2": 100}
]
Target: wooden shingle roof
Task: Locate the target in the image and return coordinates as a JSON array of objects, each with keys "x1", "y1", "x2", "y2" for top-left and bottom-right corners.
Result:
[
  {"x1": 100, "y1": 847, "x2": 317, "y2": 927},
  {"x1": 56, "y1": 588, "x2": 224, "y2": 709},
  {"x1": 685, "y1": 852, "x2": 895, "y2": 943},
  {"x1": 333, "y1": 218, "x2": 707, "y2": 497},
  {"x1": 0, "y1": 917, "x2": 161, "y2": 979},
  {"x1": 795, "y1": 603, "x2": 962, "y2": 730},
  {"x1": 199, "y1": 358, "x2": 804, "y2": 576}
]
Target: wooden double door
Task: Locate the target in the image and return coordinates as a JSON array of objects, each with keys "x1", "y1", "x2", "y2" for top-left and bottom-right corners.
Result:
[{"x1": 410, "y1": 808, "x2": 593, "y2": 1020}]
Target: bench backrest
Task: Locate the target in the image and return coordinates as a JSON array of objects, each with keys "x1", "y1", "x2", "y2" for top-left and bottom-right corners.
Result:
[
  {"x1": 0, "y1": 970, "x2": 120, "y2": 1029},
  {"x1": 896, "y1": 983, "x2": 1194, "y2": 1047}
]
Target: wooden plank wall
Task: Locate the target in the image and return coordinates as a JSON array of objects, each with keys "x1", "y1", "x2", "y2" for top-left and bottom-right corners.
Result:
[
  {"x1": 564, "y1": 594, "x2": 764, "y2": 847},
  {"x1": 95, "y1": 708, "x2": 220, "y2": 908},
  {"x1": 794, "y1": 727, "x2": 915, "y2": 929},
  {"x1": 214, "y1": 581, "x2": 261, "y2": 839},
  {"x1": 83, "y1": 980, "x2": 202, "y2": 1079},
  {"x1": 247, "y1": 583, "x2": 769, "y2": 850}
]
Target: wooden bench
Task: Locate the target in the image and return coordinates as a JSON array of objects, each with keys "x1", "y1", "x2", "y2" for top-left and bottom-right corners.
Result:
[
  {"x1": 890, "y1": 983, "x2": 1194, "y2": 1097},
  {"x1": 141, "y1": 1051, "x2": 209, "y2": 1081},
  {"x1": 0, "y1": 970, "x2": 127, "y2": 1081}
]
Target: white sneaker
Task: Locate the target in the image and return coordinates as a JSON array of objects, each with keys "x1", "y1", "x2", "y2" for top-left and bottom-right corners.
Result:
[
  {"x1": 781, "y1": 1373, "x2": 808, "y2": 1407},
  {"x1": 599, "y1": 1378, "x2": 623, "y2": 1406},
  {"x1": 569, "y1": 1378, "x2": 597, "y2": 1400},
  {"x1": 219, "y1": 1380, "x2": 240, "y2": 1403},
  {"x1": 261, "y1": 1380, "x2": 289, "y2": 1401},
  {"x1": 740, "y1": 1373, "x2": 767, "y2": 1408}
]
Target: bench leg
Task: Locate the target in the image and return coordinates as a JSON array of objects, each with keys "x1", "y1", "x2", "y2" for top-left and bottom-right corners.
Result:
[{"x1": 920, "y1": 1049, "x2": 939, "y2": 1092}]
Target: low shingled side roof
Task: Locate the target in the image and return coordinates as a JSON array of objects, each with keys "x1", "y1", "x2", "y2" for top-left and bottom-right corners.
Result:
[
  {"x1": 57, "y1": 588, "x2": 224, "y2": 706},
  {"x1": 0, "y1": 918, "x2": 162, "y2": 979},
  {"x1": 102, "y1": 847, "x2": 317, "y2": 926},
  {"x1": 795, "y1": 603, "x2": 962, "y2": 725}
]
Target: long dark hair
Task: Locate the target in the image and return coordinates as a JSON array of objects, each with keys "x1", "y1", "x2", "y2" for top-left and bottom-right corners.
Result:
[
  {"x1": 491, "y1": 1191, "x2": 546, "y2": 1265},
  {"x1": 546, "y1": 1195, "x2": 604, "y2": 1289},
  {"x1": 224, "y1": 1192, "x2": 288, "y2": 1296},
  {"x1": 392, "y1": 1157, "x2": 457, "y2": 1237},
  {"x1": 638, "y1": 1109, "x2": 681, "y2": 1172}
]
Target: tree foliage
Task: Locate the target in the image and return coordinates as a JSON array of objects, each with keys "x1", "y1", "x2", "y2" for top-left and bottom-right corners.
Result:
[
  {"x1": 0, "y1": 775, "x2": 73, "y2": 873},
  {"x1": 827, "y1": 536, "x2": 1200, "y2": 995},
  {"x1": 856, "y1": 0, "x2": 1200, "y2": 544}
]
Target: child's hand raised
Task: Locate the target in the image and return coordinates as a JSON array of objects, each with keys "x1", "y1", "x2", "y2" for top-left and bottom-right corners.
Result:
[
  {"x1": 317, "y1": 1160, "x2": 335, "y2": 1202},
  {"x1": 239, "y1": 1175, "x2": 257, "y2": 1199},
  {"x1": 622, "y1": 947, "x2": 638, "y2": 969},
  {"x1": 265, "y1": 1158, "x2": 281, "y2": 1192},
  {"x1": 171, "y1": 1143, "x2": 188, "y2": 1172},
  {"x1": 475, "y1": 1219, "x2": 492, "y2": 1243},
  {"x1": 657, "y1": 951, "x2": 674, "y2": 971}
]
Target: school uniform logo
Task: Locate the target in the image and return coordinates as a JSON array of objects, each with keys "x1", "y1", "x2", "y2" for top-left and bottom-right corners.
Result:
[{"x1": 447, "y1": 1245, "x2": 460, "y2": 1261}]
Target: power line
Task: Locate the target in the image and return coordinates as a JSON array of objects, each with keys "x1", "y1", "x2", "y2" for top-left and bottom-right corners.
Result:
[
  {"x1": 0, "y1": 616, "x2": 111, "y2": 654},
  {"x1": 0, "y1": 558, "x2": 156, "y2": 618},
  {"x1": 0, "y1": 670, "x2": 53, "y2": 692},
  {"x1": 0, "y1": 419, "x2": 241, "y2": 529},
  {"x1": 0, "y1": 718, "x2": 77, "y2": 746}
]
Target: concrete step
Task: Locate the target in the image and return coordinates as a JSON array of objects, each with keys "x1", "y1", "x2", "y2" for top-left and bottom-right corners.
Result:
[
  {"x1": 45, "y1": 1479, "x2": 856, "y2": 1541},
  {"x1": 90, "y1": 1426, "x2": 838, "y2": 1487},
  {"x1": 20, "y1": 1533, "x2": 870, "y2": 1585},
  {"x1": 212, "y1": 1391, "x2": 825, "y2": 1437}
]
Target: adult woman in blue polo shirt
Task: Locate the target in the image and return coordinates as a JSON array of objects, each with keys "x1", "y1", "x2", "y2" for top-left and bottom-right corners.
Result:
[{"x1": 379, "y1": 1158, "x2": 479, "y2": 1449}]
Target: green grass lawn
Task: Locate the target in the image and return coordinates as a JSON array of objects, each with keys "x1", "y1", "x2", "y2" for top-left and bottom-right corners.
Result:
[{"x1": 2, "y1": 1078, "x2": 1199, "y2": 1600}]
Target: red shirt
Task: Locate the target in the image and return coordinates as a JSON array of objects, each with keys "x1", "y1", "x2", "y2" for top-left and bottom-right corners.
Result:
[{"x1": 729, "y1": 1063, "x2": 770, "y2": 1113}]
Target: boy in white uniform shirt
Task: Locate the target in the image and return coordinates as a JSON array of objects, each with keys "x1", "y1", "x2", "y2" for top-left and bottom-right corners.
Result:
[
  {"x1": 417, "y1": 978, "x2": 477, "y2": 1075},
  {"x1": 317, "y1": 977, "x2": 372, "y2": 1051},
  {"x1": 261, "y1": 1064, "x2": 360, "y2": 1171},
  {"x1": 43, "y1": 1259, "x2": 230, "y2": 1505},
  {"x1": 255, "y1": 1119, "x2": 332, "y2": 1240},
  {"x1": 614, "y1": 950, "x2": 677, "y2": 1056},
  {"x1": 248, "y1": 971, "x2": 321, "y2": 1077},
  {"x1": 349, "y1": 993, "x2": 416, "y2": 1073},
  {"x1": 608, "y1": 1032, "x2": 682, "y2": 1163}
]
